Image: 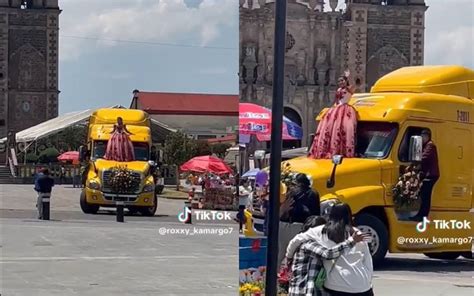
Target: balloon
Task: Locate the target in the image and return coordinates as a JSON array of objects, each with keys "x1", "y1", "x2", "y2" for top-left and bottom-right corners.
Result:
[{"x1": 255, "y1": 170, "x2": 268, "y2": 187}]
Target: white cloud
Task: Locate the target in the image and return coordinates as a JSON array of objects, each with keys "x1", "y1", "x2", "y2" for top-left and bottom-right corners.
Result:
[
  {"x1": 424, "y1": 0, "x2": 474, "y2": 68},
  {"x1": 59, "y1": 0, "x2": 236, "y2": 61}
]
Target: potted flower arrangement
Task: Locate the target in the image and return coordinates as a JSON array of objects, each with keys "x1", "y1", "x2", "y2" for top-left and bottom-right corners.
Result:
[
  {"x1": 239, "y1": 267, "x2": 265, "y2": 296},
  {"x1": 107, "y1": 166, "x2": 141, "y2": 194},
  {"x1": 392, "y1": 164, "x2": 423, "y2": 214},
  {"x1": 281, "y1": 162, "x2": 300, "y2": 193}
]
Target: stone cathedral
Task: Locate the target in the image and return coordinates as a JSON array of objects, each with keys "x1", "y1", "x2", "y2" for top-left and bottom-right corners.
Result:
[
  {"x1": 0, "y1": 0, "x2": 60, "y2": 139},
  {"x1": 240, "y1": 0, "x2": 427, "y2": 146}
]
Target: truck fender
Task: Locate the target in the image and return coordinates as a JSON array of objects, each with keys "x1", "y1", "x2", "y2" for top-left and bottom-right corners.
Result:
[{"x1": 320, "y1": 185, "x2": 386, "y2": 215}]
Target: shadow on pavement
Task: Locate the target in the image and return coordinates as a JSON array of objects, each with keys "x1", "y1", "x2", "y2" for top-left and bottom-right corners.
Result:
[{"x1": 379, "y1": 256, "x2": 473, "y2": 273}]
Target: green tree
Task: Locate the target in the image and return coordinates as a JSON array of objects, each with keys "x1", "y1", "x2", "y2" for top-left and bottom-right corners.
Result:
[
  {"x1": 57, "y1": 125, "x2": 87, "y2": 151},
  {"x1": 38, "y1": 147, "x2": 60, "y2": 164},
  {"x1": 163, "y1": 131, "x2": 197, "y2": 190},
  {"x1": 211, "y1": 143, "x2": 232, "y2": 159},
  {"x1": 195, "y1": 140, "x2": 212, "y2": 156}
]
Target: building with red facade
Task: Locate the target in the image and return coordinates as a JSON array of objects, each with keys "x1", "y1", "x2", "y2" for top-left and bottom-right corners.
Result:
[{"x1": 130, "y1": 90, "x2": 238, "y2": 142}]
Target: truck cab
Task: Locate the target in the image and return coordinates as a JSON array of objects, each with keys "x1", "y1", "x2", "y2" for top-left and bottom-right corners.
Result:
[
  {"x1": 80, "y1": 108, "x2": 158, "y2": 216},
  {"x1": 245, "y1": 65, "x2": 473, "y2": 265}
]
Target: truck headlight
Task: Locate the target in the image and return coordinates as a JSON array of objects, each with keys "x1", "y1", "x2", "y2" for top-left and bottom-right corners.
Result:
[
  {"x1": 321, "y1": 199, "x2": 339, "y2": 216},
  {"x1": 88, "y1": 180, "x2": 101, "y2": 190},
  {"x1": 143, "y1": 184, "x2": 155, "y2": 193}
]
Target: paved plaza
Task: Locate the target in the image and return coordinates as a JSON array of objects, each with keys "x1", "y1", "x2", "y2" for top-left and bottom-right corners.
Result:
[{"x1": 0, "y1": 185, "x2": 473, "y2": 295}]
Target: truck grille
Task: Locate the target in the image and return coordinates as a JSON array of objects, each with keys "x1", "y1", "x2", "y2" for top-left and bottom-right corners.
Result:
[{"x1": 102, "y1": 170, "x2": 141, "y2": 194}]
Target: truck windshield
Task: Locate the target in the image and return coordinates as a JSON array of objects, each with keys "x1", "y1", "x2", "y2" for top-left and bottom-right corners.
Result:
[
  {"x1": 355, "y1": 122, "x2": 398, "y2": 159},
  {"x1": 93, "y1": 141, "x2": 150, "y2": 161}
]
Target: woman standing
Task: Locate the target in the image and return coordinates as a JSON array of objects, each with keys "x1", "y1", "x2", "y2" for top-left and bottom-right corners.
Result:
[
  {"x1": 285, "y1": 203, "x2": 374, "y2": 296},
  {"x1": 104, "y1": 117, "x2": 135, "y2": 162},
  {"x1": 322, "y1": 203, "x2": 374, "y2": 296},
  {"x1": 309, "y1": 71, "x2": 357, "y2": 159}
]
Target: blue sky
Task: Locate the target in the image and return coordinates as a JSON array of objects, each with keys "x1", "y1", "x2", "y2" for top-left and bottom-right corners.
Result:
[
  {"x1": 59, "y1": 0, "x2": 238, "y2": 114},
  {"x1": 58, "y1": 0, "x2": 472, "y2": 114}
]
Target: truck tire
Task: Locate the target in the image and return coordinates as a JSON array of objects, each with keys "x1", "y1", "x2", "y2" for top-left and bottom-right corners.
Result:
[
  {"x1": 139, "y1": 196, "x2": 158, "y2": 217},
  {"x1": 424, "y1": 252, "x2": 461, "y2": 260},
  {"x1": 354, "y1": 213, "x2": 389, "y2": 267},
  {"x1": 127, "y1": 206, "x2": 139, "y2": 215},
  {"x1": 461, "y1": 252, "x2": 473, "y2": 259},
  {"x1": 80, "y1": 191, "x2": 99, "y2": 214}
]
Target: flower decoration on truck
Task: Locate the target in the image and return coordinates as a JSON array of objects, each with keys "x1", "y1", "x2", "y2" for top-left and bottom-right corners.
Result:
[
  {"x1": 106, "y1": 166, "x2": 141, "y2": 194},
  {"x1": 392, "y1": 164, "x2": 423, "y2": 211},
  {"x1": 281, "y1": 162, "x2": 297, "y2": 188}
]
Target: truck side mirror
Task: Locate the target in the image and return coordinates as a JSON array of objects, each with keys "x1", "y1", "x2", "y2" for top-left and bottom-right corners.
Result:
[
  {"x1": 332, "y1": 155, "x2": 343, "y2": 165},
  {"x1": 408, "y1": 136, "x2": 423, "y2": 162},
  {"x1": 148, "y1": 161, "x2": 157, "y2": 175},
  {"x1": 327, "y1": 155, "x2": 343, "y2": 188},
  {"x1": 79, "y1": 146, "x2": 86, "y2": 162}
]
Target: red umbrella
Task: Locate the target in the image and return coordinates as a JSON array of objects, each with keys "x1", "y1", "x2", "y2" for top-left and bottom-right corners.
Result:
[
  {"x1": 57, "y1": 151, "x2": 80, "y2": 164},
  {"x1": 180, "y1": 155, "x2": 233, "y2": 175}
]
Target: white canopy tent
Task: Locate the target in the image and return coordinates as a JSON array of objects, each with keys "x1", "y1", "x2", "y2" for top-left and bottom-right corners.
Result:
[
  {"x1": 1, "y1": 108, "x2": 94, "y2": 144},
  {"x1": 0, "y1": 107, "x2": 177, "y2": 152}
]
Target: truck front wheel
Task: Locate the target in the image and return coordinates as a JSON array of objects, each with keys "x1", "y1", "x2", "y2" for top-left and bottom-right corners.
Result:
[
  {"x1": 354, "y1": 213, "x2": 389, "y2": 267},
  {"x1": 80, "y1": 191, "x2": 99, "y2": 214},
  {"x1": 139, "y1": 196, "x2": 158, "y2": 217}
]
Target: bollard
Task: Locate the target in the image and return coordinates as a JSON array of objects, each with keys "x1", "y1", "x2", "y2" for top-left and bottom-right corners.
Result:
[
  {"x1": 40, "y1": 192, "x2": 51, "y2": 220},
  {"x1": 238, "y1": 195, "x2": 248, "y2": 234},
  {"x1": 238, "y1": 205, "x2": 245, "y2": 233},
  {"x1": 116, "y1": 199, "x2": 125, "y2": 223},
  {"x1": 184, "y1": 201, "x2": 192, "y2": 224}
]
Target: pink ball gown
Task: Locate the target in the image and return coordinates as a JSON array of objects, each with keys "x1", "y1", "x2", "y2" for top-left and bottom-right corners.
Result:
[
  {"x1": 104, "y1": 125, "x2": 135, "y2": 162},
  {"x1": 309, "y1": 87, "x2": 357, "y2": 159}
]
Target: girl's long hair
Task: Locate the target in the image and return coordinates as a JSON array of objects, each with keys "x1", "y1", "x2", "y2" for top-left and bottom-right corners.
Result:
[{"x1": 322, "y1": 203, "x2": 353, "y2": 243}]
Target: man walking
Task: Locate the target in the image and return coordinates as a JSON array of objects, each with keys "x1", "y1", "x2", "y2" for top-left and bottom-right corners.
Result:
[
  {"x1": 35, "y1": 168, "x2": 55, "y2": 219},
  {"x1": 411, "y1": 129, "x2": 439, "y2": 221}
]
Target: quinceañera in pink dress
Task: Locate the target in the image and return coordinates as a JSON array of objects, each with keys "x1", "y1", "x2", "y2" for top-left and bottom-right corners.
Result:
[
  {"x1": 104, "y1": 117, "x2": 135, "y2": 162},
  {"x1": 309, "y1": 72, "x2": 357, "y2": 159}
]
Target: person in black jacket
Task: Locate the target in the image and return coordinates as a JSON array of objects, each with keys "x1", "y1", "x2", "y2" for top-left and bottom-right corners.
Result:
[
  {"x1": 278, "y1": 173, "x2": 320, "y2": 267},
  {"x1": 34, "y1": 168, "x2": 55, "y2": 219}
]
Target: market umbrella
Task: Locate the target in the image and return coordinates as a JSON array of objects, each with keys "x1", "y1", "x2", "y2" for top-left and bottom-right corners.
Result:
[
  {"x1": 239, "y1": 103, "x2": 303, "y2": 142},
  {"x1": 242, "y1": 168, "x2": 260, "y2": 178},
  {"x1": 57, "y1": 151, "x2": 80, "y2": 164},
  {"x1": 180, "y1": 155, "x2": 233, "y2": 175}
]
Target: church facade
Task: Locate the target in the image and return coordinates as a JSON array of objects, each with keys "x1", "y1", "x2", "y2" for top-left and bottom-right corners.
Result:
[
  {"x1": 0, "y1": 0, "x2": 60, "y2": 139},
  {"x1": 240, "y1": 0, "x2": 427, "y2": 146}
]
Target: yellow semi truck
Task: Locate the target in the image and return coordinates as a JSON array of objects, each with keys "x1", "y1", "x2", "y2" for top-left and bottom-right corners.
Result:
[
  {"x1": 245, "y1": 65, "x2": 473, "y2": 265},
  {"x1": 79, "y1": 108, "x2": 157, "y2": 216}
]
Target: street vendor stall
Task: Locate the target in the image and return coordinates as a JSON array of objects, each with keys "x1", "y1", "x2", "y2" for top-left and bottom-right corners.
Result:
[{"x1": 180, "y1": 155, "x2": 237, "y2": 210}]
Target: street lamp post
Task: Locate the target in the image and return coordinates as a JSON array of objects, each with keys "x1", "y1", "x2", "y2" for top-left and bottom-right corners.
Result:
[{"x1": 266, "y1": 0, "x2": 287, "y2": 295}]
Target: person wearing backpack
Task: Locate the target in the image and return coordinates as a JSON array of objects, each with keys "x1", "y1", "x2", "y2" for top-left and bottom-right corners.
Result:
[
  {"x1": 286, "y1": 203, "x2": 374, "y2": 296},
  {"x1": 285, "y1": 215, "x2": 368, "y2": 296}
]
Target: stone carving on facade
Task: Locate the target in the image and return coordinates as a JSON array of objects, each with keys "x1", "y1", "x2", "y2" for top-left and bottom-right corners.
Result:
[
  {"x1": 296, "y1": 49, "x2": 307, "y2": 85},
  {"x1": 0, "y1": 3, "x2": 61, "y2": 139},
  {"x1": 378, "y1": 45, "x2": 409, "y2": 74},
  {"x1": 9, "y1": 43, "x2": 46, "y2": 90},
  {"x1": 316, "y1": 45, "x2": 328, "y2": 66},
  {"x1": 265, "y1": 51, "x2": 273, "y2": 84},
  {"x1": 242, "y1": 43, "x2": 257, "y2": 84},
  {"x1": 240, "y1": 1, "x2": 426, "y2": 146},
  {"x1": 284, "y1": 72, "x2": 297, "y2": 104},
  {"x1": 366, "y1": 45, "x2": 409, "y2": 87}
]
